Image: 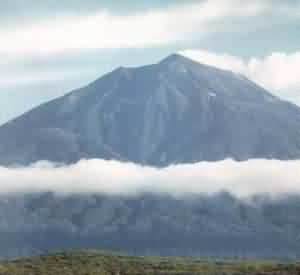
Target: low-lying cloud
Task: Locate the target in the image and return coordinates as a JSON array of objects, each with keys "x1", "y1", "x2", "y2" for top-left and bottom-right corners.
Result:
[{"x1": 1, "y1": 159, "x2": 300, "y2": 198}]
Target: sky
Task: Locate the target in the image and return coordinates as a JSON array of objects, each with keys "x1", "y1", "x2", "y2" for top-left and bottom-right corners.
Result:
[{"x1": 1, "y1": 0, "x2": 300, "y2": 125}]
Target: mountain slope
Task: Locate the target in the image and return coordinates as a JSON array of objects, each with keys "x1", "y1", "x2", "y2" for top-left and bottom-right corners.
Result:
[
  {"x1": 1, "y1": 193, "x2": 300, "y2": 258},
  {"x1": 1, "y1": 54, "x2": 300, "y2": 166}
]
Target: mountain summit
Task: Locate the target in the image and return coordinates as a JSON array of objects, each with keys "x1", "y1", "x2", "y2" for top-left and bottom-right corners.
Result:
[{"x1": 1, "y1": 54, "x2": 300, "y2": 166}]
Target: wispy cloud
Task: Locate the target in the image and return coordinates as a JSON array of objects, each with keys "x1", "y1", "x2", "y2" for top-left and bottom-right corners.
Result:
[
  {"x1": 181, "y1": 49, "x2": 300, "y2": 104},
  {"x1": 0, "y1": 0, "x2": 268, "y2": 55},
  {"x1": 1, "y1": 159, "x2": 300, "y2": 198}
]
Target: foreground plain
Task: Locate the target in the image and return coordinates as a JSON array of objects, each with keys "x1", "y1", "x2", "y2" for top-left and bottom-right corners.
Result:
[{"x1": 0, "y1": 250, "x2": 300, "y2": 275}]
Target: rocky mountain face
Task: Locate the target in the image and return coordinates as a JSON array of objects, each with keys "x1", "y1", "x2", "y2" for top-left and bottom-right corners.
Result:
[{"x1": 1, "y1": 54, "x2": 300, "y2": 166}]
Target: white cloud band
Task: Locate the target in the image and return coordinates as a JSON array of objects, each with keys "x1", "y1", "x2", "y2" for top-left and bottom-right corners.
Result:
[{"x1": 1, "y1": 159, "x2": 300, "y2": 198}]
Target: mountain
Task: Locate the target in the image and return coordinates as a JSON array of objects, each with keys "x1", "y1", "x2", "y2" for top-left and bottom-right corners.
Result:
[
  {"x1": 1, "y1": 54, "x2": 300, "y2": 259},
  {"x1": 1, "y1": 54, "x2": 300, "y2": 166}
]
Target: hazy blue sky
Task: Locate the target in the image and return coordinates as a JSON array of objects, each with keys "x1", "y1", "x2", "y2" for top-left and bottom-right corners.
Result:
[{"x1": 0, "y1": 0, "x2": 300, "y2": 125}]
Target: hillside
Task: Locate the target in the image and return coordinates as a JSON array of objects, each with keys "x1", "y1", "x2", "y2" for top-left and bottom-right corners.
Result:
[{"x1": 1, "y1": 193, "x2": 300, "y2": 258}]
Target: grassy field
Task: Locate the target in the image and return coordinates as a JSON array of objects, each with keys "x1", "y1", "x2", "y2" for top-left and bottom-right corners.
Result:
[{"x1": 0, "y1": 250, "x2": 299, "y2": 275}]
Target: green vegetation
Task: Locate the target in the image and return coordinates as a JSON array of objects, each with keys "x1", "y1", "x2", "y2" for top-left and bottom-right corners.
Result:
[{"x1": 0, "y1": 250, "x2": 299, "y2": 275}]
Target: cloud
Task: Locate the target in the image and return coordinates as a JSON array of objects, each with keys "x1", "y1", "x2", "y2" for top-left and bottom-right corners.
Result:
[
  {"x1": 0, "y1": 0, "x2": 198, "y2": 24},
  {"x1": 0, "y1": 71, "x2": 92, "y2": 88},
  {"x1": 0, "y1": 0, "x2": 268, "y2": 55},
  {"x1": 0, "y1": 159, "x2": 300, "y2": 198},
  {"x1": 181, "y1": 49, "x2": 300, "y2": 104}
]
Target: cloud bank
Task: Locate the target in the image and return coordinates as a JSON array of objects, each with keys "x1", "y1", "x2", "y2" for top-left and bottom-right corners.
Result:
[
  {"x1": 181, "y1": 49, "x2": 300, "y2": 105},
  {"x1": 1, "y1": 0, "x2": 299, "y2": 56},
  {"x1": 0, "y1": 159, "x2": 300, "y2": 198},
  {"x1": 0, "y1": 0, "x2": 268, "y2": 55}
]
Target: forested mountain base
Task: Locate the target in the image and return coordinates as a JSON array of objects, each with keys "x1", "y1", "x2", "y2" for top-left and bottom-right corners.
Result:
[{"x1": 2, "y1": 193, "x2": 300, "y2": 258}]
